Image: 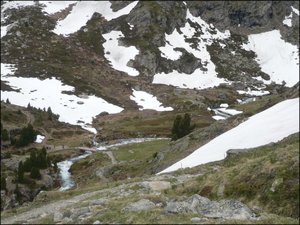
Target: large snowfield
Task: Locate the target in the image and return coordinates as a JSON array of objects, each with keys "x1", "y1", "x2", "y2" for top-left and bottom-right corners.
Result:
[
  {"x1": 53, "y1": 1, "x2": 138, "y2": 36},
  {"x1": 159, "y1": 97, "x2": 299, "y2": 174},
  {"x1": 242, "y1": 30, "x2": 299, "y2": 87},
  {"x1": 1, "y1": 63, "x2": 123, "y2": 133}
]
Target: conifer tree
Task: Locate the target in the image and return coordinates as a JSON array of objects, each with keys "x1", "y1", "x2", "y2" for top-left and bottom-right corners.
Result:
[
  {"x1": 171, "y1": 113, "x2": 193, "y2": 140},
  {"x1": 17, "y1": 161, "x2": 24, "y2": 183},
  {"x1": 30, "y1": 167, "x2": 41, "y2": 179},
  {"x1": 1, "y1": 176, "x2": 6, "y2": 190}
]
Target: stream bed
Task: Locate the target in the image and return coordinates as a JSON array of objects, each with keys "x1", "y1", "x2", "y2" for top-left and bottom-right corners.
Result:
[{"x1": 57, "y1": 138, "x2": 168, "y2": 191}]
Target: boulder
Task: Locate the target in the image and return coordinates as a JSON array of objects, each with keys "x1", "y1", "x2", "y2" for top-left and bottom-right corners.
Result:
[
  {"x1": 164, "y1": 194, "x2": 256, "y2": 220},
  {"x1": 122, "y1": 199, "x2": 156, "y2": 212},
  {"x1": 53, "y1": 212, "x2": 63, "y2": 222},
  {"x1": 89, "y1": 199, "x2": 107, "y2": 206},
  {"x1": 140, "y1": 181, "x2": 171, "y2": 192},
  {"x1": 191, "y1": 217, "x2": 207, "y2": 223},
  {"x1": 201, "y1": 199, "x2": 255, "y2": 220},
  {"x1": 71, "y1": 207, "x2": 90, "y2": 219}
]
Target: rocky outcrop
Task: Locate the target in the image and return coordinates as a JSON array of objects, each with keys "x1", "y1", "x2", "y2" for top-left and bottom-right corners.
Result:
[{"x1": 164, "y1": 194, "x2": 256, "y2": 220}]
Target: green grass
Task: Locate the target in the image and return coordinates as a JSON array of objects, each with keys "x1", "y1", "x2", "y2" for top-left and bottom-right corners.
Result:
[
  {"x1": 69, "y1": 151, "x2": 112, "y2": 184},
  {"x1": 234, "y1": 94, "x2": 283, "y2": 116},
  {"x1": 96, "y1": 109, "x2": 213, "y2": 141},
  {"x1": 113, "y1": 139, "x2": 169, "y2": 162},
  {"x1": 1, "y1": 103, "x2": 27, "y2": 127},
  {"x1": 165, "y1": 133, "x2": 299, "y2": 218}
]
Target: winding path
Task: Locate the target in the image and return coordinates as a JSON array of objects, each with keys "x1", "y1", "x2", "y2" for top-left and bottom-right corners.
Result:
[{"x1": 103, "y1": 151, "x2": 117, "y2": 164}]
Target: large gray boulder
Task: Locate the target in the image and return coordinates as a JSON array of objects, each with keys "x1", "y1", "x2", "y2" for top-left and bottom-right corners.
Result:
[{"x1": 164, "y1": 194, "x2": 256, "y2": 220}]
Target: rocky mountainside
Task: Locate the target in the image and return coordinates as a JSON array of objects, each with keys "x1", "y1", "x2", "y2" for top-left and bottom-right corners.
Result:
[{"x1": 1, "y1": 1, "x2": 299, "y2": 224}]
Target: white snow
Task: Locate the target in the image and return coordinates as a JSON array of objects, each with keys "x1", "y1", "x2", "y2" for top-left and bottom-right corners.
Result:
[
  {"x1": 1, "y1": 1, "x2": 36, "y2": 12},
  {"x1": 283, "y1": 6, "x2": 300, "y2": 26},
  {"x1": 153, "y1": 69, "x2": 229, "y2": 90},
  {"x1": 210, "y1": 103, "x2": 242, "y2": 120},
  {"x1": 130, "y1": 89, "x2": 173, "y2": 111},
  {"x1": 1, "y1": 25, "x2": 8, "y2": 38},
  {"x1": 291, "y1": 6, "x2": 299, "y2": 16},
  {"x1": 103, "y1": 30, "x2": 139, "y2": 76},
  {"x1": 283, "y1": 12, "x2": 293, "y2": 27},
  {"x1": 219, "y1": 43, "x2": 226, "y2": 48},
  {"x1": 254, "y1": 76, "x2": 272, "y2": 85},
  {"x1": 40, "y1": 1, "x2": 77, "y2": 15},
  {"x1": 242, "y1": 30, "x2": 299, "y2": 87},
  {"x1": 154, "y1": 9, "x2": 231, "y2": 90},
  {"x1": 212, "y1": 115, "x2": 226, "y2": 121},
  {"x1": 159, "y1": 97, "x2": 299, "y2": 174},
  {"x1": 1, "y1": 63, "x2": 123, "y2": 133},
  {"x1": 237, "y1": 88, "x2": 270, "y2": 96},
  {"x1": 35, "y1": 135, "x2": 45, "y2": 143},
  {"x1": 128, "y1": 23, "x2": 134, "y2": 30},
  {"x1": 217, "y1": 108, "x2": 243, "y2": 116},
  {"x1": 53, "y1": 1, "x2": 138, "y2": 36},
  {"x1": 211, "y1": 106, "x2": 242, "y2": 120},
  {"x1": 1, "y1": 1, "x2": 36, "y2": 39},
  {"x1": 220, "y1": 103, "x2": 229, "y2": 108}
]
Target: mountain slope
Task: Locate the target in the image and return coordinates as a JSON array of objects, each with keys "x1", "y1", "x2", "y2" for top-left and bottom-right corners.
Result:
[
  {"x1": 1, "y1": 1, "x2": 299, "y2": 224},
  {"x1": 160, "y1": 97, "x2": 299, "y2": 173}
]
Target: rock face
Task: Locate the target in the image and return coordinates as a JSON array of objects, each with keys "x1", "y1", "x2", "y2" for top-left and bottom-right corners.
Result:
[
  {"x1": 164, "y1": 194, "x2": 256, "y2": 220},
  {"x1": 122, "y1": 199, "x2": 156, "y2": 212}
]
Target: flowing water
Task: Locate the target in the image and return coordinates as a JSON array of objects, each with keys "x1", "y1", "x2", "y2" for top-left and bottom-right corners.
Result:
[{"x1": 57, "y1": 137, "x2": 168, "y2": 191}]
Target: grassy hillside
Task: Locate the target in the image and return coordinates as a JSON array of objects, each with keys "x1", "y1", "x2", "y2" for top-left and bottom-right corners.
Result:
[{"x1": 168, "y1": 133, "x2": 299, "y2": 218}]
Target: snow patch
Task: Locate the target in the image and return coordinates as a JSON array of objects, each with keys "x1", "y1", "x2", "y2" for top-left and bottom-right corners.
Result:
[
  {"x1": 35, "y1": 135, "x2": 45, "y2": 143},
  {"x1": 1, "y1": 63, "x2": 123, "y2": 133},
  {"x1": 220, "y1": 103, "x2": 229, "y2": 108},
  {"x1": 103, "y1": 30, "x2": 139, "y2": 76},
  {"x1": 242, "y1": 30, "x2": 299, "y2": 87},
  {"x1": 1, "y1": 1, "x2": 36, "y2": 11},
  {"x1": 130, "y1": 89, "x2": 173, "y2": 111},
  {"x1": 40, "y1": 1, "x2": 77, "y2": 15},
  {"x1": 153, "y1": 69, "x2": 229, "y2": 90},
  {"x1": 1, "y1": 25, "x2": 8, "y2": 38},
  {"x1": 237, "y1": 88, "x2": 270, "y2": 97},
  {"x1": 159, "y1": 98, "x2": 299, "y2": 174},
  {"x1": 53, "y1": 1, "x2": 138, "y2": 36},
  {"x1": 291, "y1": 6, "x2": 299, "y2": 16},
  {"x1": 154, "y1": 9, "x2": 231, "y2": 89},
  {"x1": 283, "y1": 12, "x2": 292, "y2": 27}
]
